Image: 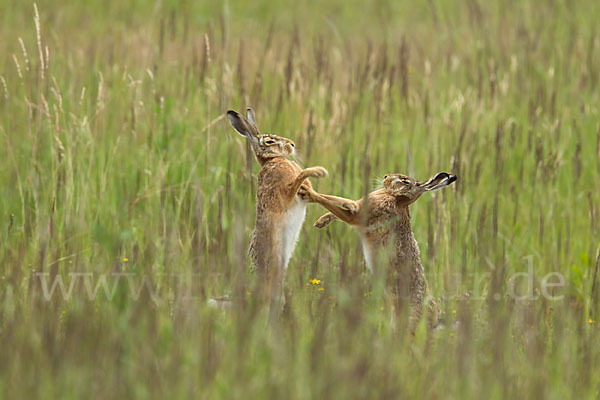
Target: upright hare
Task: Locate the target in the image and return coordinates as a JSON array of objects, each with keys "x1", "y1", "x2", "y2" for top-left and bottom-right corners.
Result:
[
  {"x1": 314, "y1": 172, "x2": 457, "y2": 333},
  {"x1": 226, "y1": 108, "x2": 357, "y2": 317}
]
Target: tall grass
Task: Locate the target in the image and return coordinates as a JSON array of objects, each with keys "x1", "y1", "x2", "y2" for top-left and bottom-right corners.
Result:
[{"x1": 1, "y1": 0, "x2": 599, "y2": 398}]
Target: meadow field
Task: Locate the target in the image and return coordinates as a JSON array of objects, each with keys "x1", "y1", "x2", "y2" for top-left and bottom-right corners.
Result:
[{"x1": 1, "y1": 0, "x2": 599, "y2": 398}]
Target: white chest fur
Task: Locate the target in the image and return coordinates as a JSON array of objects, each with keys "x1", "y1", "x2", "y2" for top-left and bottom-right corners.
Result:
[
  {"x1": 278, "y1": 197, "x2": 307, "y2": 270},
  {"x1": 358, "y1": 233, "x2": 374, "y2": 274}
]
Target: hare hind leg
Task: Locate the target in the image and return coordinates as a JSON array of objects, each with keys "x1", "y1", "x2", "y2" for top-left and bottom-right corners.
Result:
[
  {"x1": 249, "y1": 232, "x2": 286, "y2": 319},
  {"x1": 425, "y1": 295, "x2": 440, "y2": 331},
  {"x1": 391, "y1": 274, "x2": 412, "y2": 325},
  {"x1": 411, "y1": 265, "x2": 439, "y2": 331},
  {"x1": 267, "y1": 263, "x2": 286, "y2": 323},
  {"x1": 408, "y1": 267, "x2": 431, "y2": 335}
]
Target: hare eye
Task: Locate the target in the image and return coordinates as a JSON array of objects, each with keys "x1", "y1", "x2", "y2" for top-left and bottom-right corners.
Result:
[
  {"x1": 402, "y1": 180, "x2": 411, "y2": 185},
  {"x1": 265, "y1": 140, "x2": 275, "y2": 145},
  {"x1": 384, "y1": 175, "x2": 389, "y2": 179}
]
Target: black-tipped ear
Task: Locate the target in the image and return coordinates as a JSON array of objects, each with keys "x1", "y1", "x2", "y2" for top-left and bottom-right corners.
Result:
[
  {"x1": 227, "y1": 110, "x2": 255, "y2": 139},
  {"x1": 246, "y1": 108, "x2": 259, "y2": 132},
  {"x1": 422, "y1": 172, "x2": 457, "y2": 191}
]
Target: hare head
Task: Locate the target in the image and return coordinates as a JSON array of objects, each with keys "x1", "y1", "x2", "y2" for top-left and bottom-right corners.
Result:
[
  {"x1": 383, "y1": 172, "x2": 457, "y2": 205},
  {"x1": 227, "y1": 108, "x2": 295, "y2": 162}
]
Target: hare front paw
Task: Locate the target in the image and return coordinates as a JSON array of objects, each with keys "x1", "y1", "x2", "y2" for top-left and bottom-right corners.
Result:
[
  {"x1": 306, "y1": 166, "x2": 328, "y2": 179},
  {"x1": 297, "y1": 185, "x2": 314, "y2": 201},
  {"x1": 339, "y1": 201, "x2": 359, "y2": 214},
  {"x1": 314, "y1": 213, "x2": 335, "y2": 229}
]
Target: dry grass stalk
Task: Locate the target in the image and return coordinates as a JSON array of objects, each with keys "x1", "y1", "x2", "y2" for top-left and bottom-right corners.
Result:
[{"x1": 33, "y1": 3, "x2": 44, "y2": 80}]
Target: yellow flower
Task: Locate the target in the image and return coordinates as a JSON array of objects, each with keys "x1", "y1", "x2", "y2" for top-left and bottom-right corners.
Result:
[
  {"x1": 318, "y1": 287, "x2": 325, "y2": 292},
  {"x1": 450, "y1": 332, "x2": 455, "y2": 337},
  {"x1": 309, "y1": 279, "x2": 321, "y2": 285},
  {"x1": 590, "y1": 319, "x2": 594, "y2": 324},
  {"x1": 380, "y1": 306, "x2": 384, "y2": 311},
  {"x1": 452, "y1": 309, "x2": 457, "y2": 314},
  {"x1": 123, "y1": 258, "x2": 129, "y2": 262}
]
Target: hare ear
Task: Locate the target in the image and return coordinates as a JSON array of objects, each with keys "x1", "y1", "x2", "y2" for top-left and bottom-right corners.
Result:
[
  {"x1": 227, "y1": 110, "x2": 258, "y2": 142},
  {"x1": 246, "y1": 108, "x2": 259, "y2": 132},
  {"x1": 421, "y1": 172, "x2": 457, "y2": 191}
]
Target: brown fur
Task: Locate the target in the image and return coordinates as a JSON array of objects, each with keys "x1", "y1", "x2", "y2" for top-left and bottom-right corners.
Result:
[
  {"x1": 313, "y1": 173, "x2": 457, "y2": 334},
  {"x1": 227, "y1": 108, "x2": 357, "y2": 318}
]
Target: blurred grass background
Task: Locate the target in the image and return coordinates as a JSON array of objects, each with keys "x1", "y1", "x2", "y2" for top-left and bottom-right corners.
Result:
[{"x1": 1, "y1": 0, "x2": 599, "y2": 398}]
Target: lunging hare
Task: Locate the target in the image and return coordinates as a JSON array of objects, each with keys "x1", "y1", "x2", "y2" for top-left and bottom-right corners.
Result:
[
  {"x1": 226, "y1": 108, "x2": 357, "y2": 318},
  {"x1": 314, "y1": 172, "x2": 457, "y2": 334}
]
